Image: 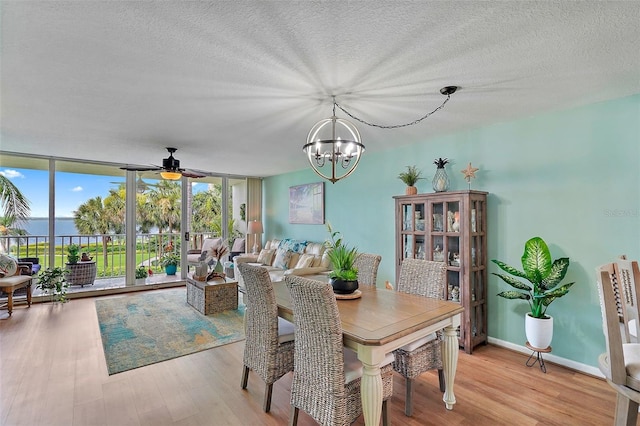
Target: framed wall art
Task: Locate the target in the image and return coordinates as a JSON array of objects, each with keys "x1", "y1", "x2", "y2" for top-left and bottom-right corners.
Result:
[{"x1": 289, "y1": 182, "x2": 324, "y2": 224}]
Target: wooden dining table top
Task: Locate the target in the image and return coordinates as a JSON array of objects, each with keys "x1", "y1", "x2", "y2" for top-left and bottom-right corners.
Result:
[{"x1": 272, "y1": 280, "x2": 465, "y2": 347}]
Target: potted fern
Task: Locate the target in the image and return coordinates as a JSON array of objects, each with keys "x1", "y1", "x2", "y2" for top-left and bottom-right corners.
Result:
[
  {"x1": 492, "y1": 236, "x2": 574, "y2": 349},
  {"x1": 398, "y1": 165, "x2": 424, "y2": 195}
]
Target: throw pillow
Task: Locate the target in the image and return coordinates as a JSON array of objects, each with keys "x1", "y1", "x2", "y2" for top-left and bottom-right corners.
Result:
[
  {"x1": 256, "y1": 249, "x2": 275, "y2": 265},
  {"x1": 273, "y1": 249, "x2": 293, "y2": 270},
  {"x1": 295, "y1": 253, "x2": 315, "y2": 269},
  {"x1": 0, "y1": 254, "x2": 18, "y2": 278}
]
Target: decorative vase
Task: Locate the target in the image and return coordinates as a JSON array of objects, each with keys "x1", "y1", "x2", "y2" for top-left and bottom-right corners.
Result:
[
  {"x1": 214, "y1": 258, "x2": 223, "y2": 273},
  {"x1": 525, "y1": 313, "x2": 553, "y2": 349},
  {"x1": 406, "y1": 186, "x2": 417, "y2": 195},
  {"x1": 330, "y1": 278, "x2": 359, "y2": 295},
  {"x1": 432, "y1": 167, "x2": 449, "y2": 192},
  {"x1": 165, "y1": 264, "x2": 177, "y2": 276}
]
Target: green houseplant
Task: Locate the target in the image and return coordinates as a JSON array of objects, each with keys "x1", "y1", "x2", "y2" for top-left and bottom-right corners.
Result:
[
  {"x1": 492, "y1": 236, "x2": 574, "y2": 348},
  {"x1": 67, "y1": 244, "x2": 80, "y2": 264},
  {"x1": 37, "y1": 267, "x2": 70, "y2": 303},
  {"x1": 135, "y1": 266, "x2": 148, "y2": 283},
  {"x1": 398, "y1": 165, "x2": 424, "y2": 195},
  {"x1": 160, "y1": 252, "x2": 180, "y2": 276},
  {"x1": 325, "y1": 223, "x2": 359, "y2": 294}
]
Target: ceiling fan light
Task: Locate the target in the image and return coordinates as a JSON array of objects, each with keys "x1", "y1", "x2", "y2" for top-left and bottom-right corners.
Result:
[{"x1": 160, "y1": 171, "x2": 181, "y2": 180}]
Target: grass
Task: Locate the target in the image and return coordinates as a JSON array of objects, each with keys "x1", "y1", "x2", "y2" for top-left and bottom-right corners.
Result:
[{"x1": 11, "y1": 240, "x2": 179, "y2": 277}]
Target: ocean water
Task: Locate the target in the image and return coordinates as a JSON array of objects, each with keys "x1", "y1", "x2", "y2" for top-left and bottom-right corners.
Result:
[{"x1": 19, "y1": 217, "x2": 81, "y2": 246}]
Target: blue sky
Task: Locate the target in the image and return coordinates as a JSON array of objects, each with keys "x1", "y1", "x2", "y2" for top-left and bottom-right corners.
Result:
[{"x1": 1, "y1": 167, "x2": 204, "y2": 218}]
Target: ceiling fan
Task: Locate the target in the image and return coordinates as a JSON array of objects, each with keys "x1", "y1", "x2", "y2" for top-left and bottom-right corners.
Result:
[
  {"x1": 120, "y1": 147, "x2": 210, "y2": 180},
  {"x1": 110, "y1": 174, "x2": 159, "y2": 193}
]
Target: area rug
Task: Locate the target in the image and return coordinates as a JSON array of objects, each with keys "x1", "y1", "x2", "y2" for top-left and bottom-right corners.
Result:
[{"x1": 95, "y1": 288, "x2": 245, "y2": 375}]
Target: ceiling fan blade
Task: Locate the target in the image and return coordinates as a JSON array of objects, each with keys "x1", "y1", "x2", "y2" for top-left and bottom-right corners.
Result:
[
  {"x1": 120, "y1": 166, "x2": 162, "y2": 172},
  {"x1": 182, "y1": 168, "x2": 214, "y2": 178}
]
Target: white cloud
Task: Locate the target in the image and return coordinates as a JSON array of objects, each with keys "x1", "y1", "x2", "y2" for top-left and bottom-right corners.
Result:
[
  {"x1": 0, "y1": 169, "x2": 25, "y2": 179},
  {"x1": 72, "y1": 186, "x2": 83, "y2": 192}
]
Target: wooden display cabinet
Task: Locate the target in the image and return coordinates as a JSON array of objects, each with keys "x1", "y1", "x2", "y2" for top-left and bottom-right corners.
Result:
[{"x1": 393, "y1": 190, "x2": 488, "y2": 353}]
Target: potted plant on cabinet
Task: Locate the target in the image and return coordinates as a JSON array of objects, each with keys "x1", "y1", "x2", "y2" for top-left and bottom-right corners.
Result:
[
  {"x1": 161, "y1": 253, "x2": 180, "y2": 276},
  {"x1": 37, "y1": 267, "x2": 70, "y2": 303},
  {"x1": 491, "y1": 236, "x2": 575, "y2": 349},
  {"x1": 398, "y1": 165, "x2": 424, "y2": 195},
  {"x1": 325, "y1": 223, "x2": 359, "y2": 294}
]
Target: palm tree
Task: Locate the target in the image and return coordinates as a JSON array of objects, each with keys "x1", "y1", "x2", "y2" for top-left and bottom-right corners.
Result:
[
  {"x1": 74, "y1": 192, "x2": 124, "y2": 268},
  {"x1": 0, "y1": 174, "x2": 30, "y2": 221},
  {"x1": 0, "y1": 174, "x2": 31, "y2": 253}
]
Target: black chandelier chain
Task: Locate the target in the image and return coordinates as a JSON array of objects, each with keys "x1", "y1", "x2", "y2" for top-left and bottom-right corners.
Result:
[{"x1": 332, "y1": 86, "x2": 457, "y2": 130}]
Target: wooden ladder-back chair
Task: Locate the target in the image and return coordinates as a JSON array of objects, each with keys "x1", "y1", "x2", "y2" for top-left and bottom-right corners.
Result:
[
  {"x1": 284, "y1": 274, "x2": 394, "y2": 426},
  {"x1": 353, "y1": 253, "x2": 382, "y2": 287},
  {"x1": 596, "y1": 257, "x2": 640, "y2": 426},
  {"x1": 237, "y1": 263, "x2": 295, "y2": 412},
  {"x1": 393, "y1": 258, "x2": 447, "y2": 416}
]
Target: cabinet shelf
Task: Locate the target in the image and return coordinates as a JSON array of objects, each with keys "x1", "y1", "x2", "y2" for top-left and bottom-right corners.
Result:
[{"x1": 394, "y1": 190, "x2": 488, "y2": 354}]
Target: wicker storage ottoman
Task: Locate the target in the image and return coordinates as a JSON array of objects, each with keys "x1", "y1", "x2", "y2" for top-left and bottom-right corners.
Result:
[{"x1": 186, "y1": 276, "x2": 238, "y2": 315}]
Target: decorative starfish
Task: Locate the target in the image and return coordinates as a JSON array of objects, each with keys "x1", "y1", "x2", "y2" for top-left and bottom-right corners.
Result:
[{"x1": 461, "y1": 162, "x2": 479, "y2": 186}]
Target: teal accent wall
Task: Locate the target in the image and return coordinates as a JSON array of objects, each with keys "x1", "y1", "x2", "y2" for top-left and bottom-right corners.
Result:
[{"x1": 263, "y1": 94, "x2": 640, "y2": 367}]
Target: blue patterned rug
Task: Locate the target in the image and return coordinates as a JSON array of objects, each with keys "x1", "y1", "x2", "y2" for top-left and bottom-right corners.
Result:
[{"x1": 95, "y1": 288, "x2": 245, "y2": 375}]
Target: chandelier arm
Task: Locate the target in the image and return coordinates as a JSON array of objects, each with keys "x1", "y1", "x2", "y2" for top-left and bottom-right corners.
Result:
[{"x1": 334, "y1": 93, "x2": 452, "y2": 129}]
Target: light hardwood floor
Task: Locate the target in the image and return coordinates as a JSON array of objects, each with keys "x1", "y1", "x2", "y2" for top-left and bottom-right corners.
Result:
[{"x1": 0, "y1": 289, "x2": 621, "y2": 426}]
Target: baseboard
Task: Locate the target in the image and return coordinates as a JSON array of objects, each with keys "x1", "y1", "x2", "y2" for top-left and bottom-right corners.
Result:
[{"x1": 487, "y1": 337, "x2": 604, "y2": 378}]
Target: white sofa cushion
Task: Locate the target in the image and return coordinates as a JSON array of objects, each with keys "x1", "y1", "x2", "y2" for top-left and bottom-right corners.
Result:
[{"x1": 256, "y1": 249, "x2": 275, "y2": 265}]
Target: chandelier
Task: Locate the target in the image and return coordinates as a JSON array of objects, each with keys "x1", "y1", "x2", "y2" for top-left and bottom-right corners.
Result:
[{"x1": 303, "y1": 86, "x2": 458, "y2": 183}]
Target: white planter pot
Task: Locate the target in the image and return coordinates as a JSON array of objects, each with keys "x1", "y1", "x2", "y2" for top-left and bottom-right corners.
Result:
[{"x1": 525, "y1": 313, "x2": 553, "y2": 349}]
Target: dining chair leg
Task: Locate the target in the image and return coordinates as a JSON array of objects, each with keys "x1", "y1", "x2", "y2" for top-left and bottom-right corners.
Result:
[
  {"x1": 263, "y1": 383, "x2": 273, "y2": 412},
  {"x1": 241, "y1": 365, "x2": 249, "y2": 389},
  {"x1": 289, "y1": 406, "x2": 299, "y2": 426},
  {"x1": 382, "y1": 400, "x2": 389, "y2": 426},
  {"x1": 405, "y1": 377, "x2": 414, "y2": 416},
  {"x1": 615, "y1": 394, "x2": 638, "y2": 426},
  {"x1": 438, "y1": 368, "x2": 445, "y2": 392}
]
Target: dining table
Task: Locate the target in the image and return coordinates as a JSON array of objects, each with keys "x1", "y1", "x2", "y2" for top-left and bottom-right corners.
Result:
[{"x1": 273, "y1": 276, "x2": 464, "y2": 426}]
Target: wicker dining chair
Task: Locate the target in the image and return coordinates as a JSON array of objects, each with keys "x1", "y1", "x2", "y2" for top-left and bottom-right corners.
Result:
[
  {"x1": 237, "y1": 263, "x2": 295, "y2": 412},
  {"x1": 284, "y1": 275, "x2": 394, "y2": 426},
  {"x1": 393, "y1": 258, "x2": 447, "y2": 416},
  {"x1": 353, "y1": 253, "x2": 382, "y2": 287}
]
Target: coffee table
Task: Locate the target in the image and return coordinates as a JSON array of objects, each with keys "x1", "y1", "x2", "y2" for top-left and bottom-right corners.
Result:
[{"x1": 186, "y1": 275, "x2": 238, "y2": 315}]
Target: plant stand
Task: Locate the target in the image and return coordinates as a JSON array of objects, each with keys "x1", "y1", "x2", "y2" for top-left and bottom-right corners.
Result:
[{"x1": 525, "y1": 341, "x2": 551, "y2": 373}]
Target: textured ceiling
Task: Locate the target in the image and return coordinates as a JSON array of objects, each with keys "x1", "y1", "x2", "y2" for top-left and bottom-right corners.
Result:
[{"x1": 2, "y1": 1, "x2": 639, "y2": 178}]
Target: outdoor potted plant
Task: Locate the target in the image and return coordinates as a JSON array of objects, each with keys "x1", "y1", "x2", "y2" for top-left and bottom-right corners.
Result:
[
  {"x1": 325, "y1": 223, "x2": 359, "y2": 294},
  {"x1": 65, "y1": 243, "x2": 97, "y2": 287},
  {"x1": 135, "y1": 266, "x2": 148, "y2": 284},
  {"x1": 492, "y1": 236, "x2": 575, "y2": 349},
  {"x1": 161, "y1": 252, "x2": 180, "y2": 276},
  {"x1": 398, "y1": 165, "x2": 424, "y2": 195},
  {"x1": 37, "y1": 266, "x2": 70, "y2": 303}
]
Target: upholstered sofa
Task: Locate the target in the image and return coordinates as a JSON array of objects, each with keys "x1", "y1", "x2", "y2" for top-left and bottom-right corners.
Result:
[{"x1": 233, "y1": 238, "x2": 330, "y2": 290}]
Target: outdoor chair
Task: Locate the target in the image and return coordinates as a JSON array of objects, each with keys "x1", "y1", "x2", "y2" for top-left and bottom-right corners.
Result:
[
  {"x1": 284, "y1": 274, "x2": 394, "y2": 426},
  {"x1": 237, "y1": 262, "x2": 295, "y2": 412},
  {"x1": 353, "y1": 253, "x2": 382, "y2": 287},
  {"x1": 393, "y1": 258, "x2": 447, "y2": 416},
  {"x1": 596, "y1": 257, "x2": 640, "y2": 425}
]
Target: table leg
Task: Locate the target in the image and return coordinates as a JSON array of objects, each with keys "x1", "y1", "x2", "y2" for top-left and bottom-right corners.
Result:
[
  {"x1": 7, "y1": 292, "x2": 13, "y2": 316},
  {"x1": 360, "y1": 360, "x2": 382, "y2": 426},
  {"x1": 442, "y1": 324, "x2": 459, "y2": 410},
  {"x1": 27, "y1": 281, "x2": 32, "y2": 307}
]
